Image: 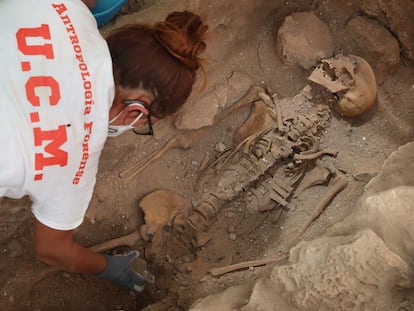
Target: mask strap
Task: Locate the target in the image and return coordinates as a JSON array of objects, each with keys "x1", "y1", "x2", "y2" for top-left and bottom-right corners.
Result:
[
  {"x1": 109, "y1": 102, "x2": 148, "y2": 125},
  {"x1": 128, "y1": 111, "x2": 145, "y2": 127},
  {"x1": 109, "y1": 109, "x2": 124, "y2": 124},
  {"x1": 124, "y1": 100, "x2": 150, "y2": 115}
]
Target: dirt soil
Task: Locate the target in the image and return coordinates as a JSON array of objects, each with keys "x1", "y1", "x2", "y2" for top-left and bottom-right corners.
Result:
[{"x1": 0, "y1": 0, "x2": 413, "y2": 310}]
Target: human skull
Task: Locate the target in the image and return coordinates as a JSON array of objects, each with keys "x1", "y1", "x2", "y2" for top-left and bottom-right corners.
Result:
[{"x1": 308, "y1": 53, "x2": 377, "y2": 117}]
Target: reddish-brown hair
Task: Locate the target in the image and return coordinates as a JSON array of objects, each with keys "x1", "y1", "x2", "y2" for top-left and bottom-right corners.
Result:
[{"x1": 106, "y1": 11, "x2": 208, "y2": 118}]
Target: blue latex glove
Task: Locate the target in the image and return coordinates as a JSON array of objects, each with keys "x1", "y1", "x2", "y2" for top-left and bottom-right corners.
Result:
[{"x1": 96, "y1": 250, "x2": 145, "y2": 292}]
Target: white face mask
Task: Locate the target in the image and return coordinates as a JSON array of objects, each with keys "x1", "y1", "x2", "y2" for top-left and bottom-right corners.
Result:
[{"x1": 108, "y1": 102, "x2": 146, "y2": 137}]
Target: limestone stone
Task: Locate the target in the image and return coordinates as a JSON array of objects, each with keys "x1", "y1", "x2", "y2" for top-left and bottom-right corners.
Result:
[
  {"x1": 276, "y1": 11, "x2": 334, "y2": 70},
  {"x1": 175, "y1": 71, "x2": 254, "y2": 130},
  {"x1": 360, "y1": 0, "x2": 414, "y2": 61},
  {"x1": 242, "y1": 229, "x2": 413, "y2": 311},
  {"x1": 345, "y1": 16, "x2": 400, "y2": 84}
]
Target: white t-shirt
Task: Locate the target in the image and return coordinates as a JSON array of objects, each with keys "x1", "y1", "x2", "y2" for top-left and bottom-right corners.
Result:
[{"x1": 0, "y1": 0, "x2": 115, "y2": 230}]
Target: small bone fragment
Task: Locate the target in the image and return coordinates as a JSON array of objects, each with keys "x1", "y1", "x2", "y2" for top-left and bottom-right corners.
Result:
[
  {"x1": 33, "y1": 230, "x2": 141, "y2": 284},
  {"x1": 293, "y1": 149, "x2": 337, "y2": 160},
  {"x1": 288, "y1": 173, "x2": 348, "y2": 248},
  {"x1": 208, "y1": 254, "x2": 288, "y2": 277},
  {"x1": 294, "y1": 164, "x2": 331, "y2": 197},
  {"x1": 198, "y1": 152, "x2": 211, "y2": 172},
  {"x1": 271, "y1": 93, "x2": 285, "y2": 133},
  {"x1": 270, "y1": 182, "x2": 290, "y2": 199},
  {"x1": 268, "y1": 189, "x2": 289, "y2": 207}
]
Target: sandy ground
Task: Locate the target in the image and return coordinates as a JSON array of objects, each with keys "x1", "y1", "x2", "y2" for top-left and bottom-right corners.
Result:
[{"x1": 0, "y1": 0, "x2": 413, "y2": 310}]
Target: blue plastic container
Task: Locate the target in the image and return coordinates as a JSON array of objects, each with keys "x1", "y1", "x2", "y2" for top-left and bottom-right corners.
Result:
[{"x1": 91, "y1": 0, "x2": 128, "y2": 27}]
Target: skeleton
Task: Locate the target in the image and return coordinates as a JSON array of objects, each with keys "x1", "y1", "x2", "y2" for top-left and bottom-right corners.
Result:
[
  {"x1": 131, "y1": 54, "x2": 375, "y2": 265},
  {"x1": 173, "y1": 89, "x2": 340, "y2": 249}
]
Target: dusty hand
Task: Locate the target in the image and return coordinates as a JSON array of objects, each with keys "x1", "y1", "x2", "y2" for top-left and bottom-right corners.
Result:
[{"x1": 96, "y1": 251, "x2": 145, "y2": 292}]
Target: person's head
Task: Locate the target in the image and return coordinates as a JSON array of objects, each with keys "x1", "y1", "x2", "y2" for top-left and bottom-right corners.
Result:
[{"x1": 106, "y1": 11, "x2": 208, "y2": 137}]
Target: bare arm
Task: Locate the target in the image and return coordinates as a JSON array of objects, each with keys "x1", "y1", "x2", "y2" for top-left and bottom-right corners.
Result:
[{"x1": 33, "y1": 218, "x2": 107, "y2": 274}]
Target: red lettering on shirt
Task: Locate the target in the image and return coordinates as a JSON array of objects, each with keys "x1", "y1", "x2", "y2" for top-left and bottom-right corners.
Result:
[
  {"x1": 72, "y1": 121, "x2": 93, "y2": 184},
  {"x1": 51, "y1": 3, "x2": 97, "y2": 185},
  {"x1": 15, "y1": 4, "x2": 99, "y2": 184},
  {"x1": 16, "y1": 24, "x2": 54, "y2": 59},
  {"x1": 51, "y1": 3, "x2": 67, "y2": 15},
  {"x1": 33, "y1": 125, "x2": 68, "y2": 170},
  {"x1": 16, "y1": 23, "x2": 69, "y2": 181},
  {"x1": 25, "y1": 76, "x2": 61, "y2": 106}
]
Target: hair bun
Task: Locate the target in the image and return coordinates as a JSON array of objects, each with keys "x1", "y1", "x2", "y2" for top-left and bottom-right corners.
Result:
[{"x1": 153, "y1": 11, "x2": 208, "y2": 71}]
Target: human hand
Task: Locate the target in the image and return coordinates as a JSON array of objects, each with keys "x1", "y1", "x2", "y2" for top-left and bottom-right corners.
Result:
[{"x1": 96, "y1": 251, "x2": 145, "y2": 292}]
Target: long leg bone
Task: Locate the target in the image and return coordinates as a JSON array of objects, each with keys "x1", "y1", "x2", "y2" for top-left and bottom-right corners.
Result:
[
  {"x1": 208, "y1": 253, "x2": 288, "y2": 277},
  {"x1": 120, "y1": 129, "x2": 204, "y2": 181},
  {"x1": 88, "y1": 230, "x2": 141, "y2": 253},
  {"x1": 33, "y1": 230, "x2": 141, "y2": 285},
  {"x1": 287, "y1": 173, "x2": 348, "y2": 248},
  {"x1": 294, "y1": 163, "x2": 331, "y2": 197}
]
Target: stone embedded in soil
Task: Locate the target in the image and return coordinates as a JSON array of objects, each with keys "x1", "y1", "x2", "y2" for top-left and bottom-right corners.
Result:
[
  {"x1": 360, "y1": 0, "x2": 414, "y2": 61},
  {"x1": 276, "y1": 11, "x2": 334, "y2": 70},
  {"x1": 344, "y1": 15, "x2": 400, "y2": 84},
  {"x1": 242, "y1": 229, "x2": 413, "y2": 311}
]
